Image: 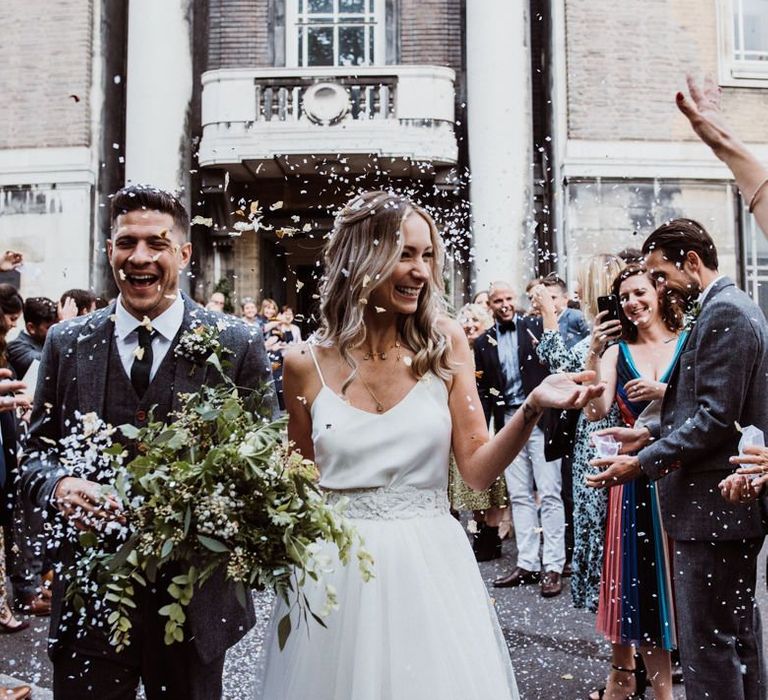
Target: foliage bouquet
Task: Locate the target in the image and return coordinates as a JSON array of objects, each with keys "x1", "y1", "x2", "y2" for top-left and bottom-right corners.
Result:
[{"x1": 61, "y1": 328, "x2": 373, "y2": 652}]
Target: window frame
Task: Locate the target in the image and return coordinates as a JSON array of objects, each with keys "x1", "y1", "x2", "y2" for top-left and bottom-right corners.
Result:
[
  {"x1": 717, "y1": 0, "x2": 768, "y2": 87},
  {"x1": 285, "y1": 0, "x2": 386, "y2": 68}
]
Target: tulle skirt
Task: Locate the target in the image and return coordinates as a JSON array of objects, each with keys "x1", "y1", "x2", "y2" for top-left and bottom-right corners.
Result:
[{"x1": 256, "y1": 500, "x2": 518, "y2": 700}]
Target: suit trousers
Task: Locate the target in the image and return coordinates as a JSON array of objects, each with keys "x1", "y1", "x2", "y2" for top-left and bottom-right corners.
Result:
[
  {"x1": 503, "y1": 419, "x2": 566, "y2": 573},
  {"x1": 674, "y1": 537, "x2": 765, "y2": 700}
]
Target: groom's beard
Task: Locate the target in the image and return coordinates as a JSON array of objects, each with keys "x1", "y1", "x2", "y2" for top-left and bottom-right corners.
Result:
[{"x1": 665, "y1": 272, "x2": 702, "y2": 312}]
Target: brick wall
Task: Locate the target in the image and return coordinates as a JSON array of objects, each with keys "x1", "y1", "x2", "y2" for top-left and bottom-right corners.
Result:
[
  {"x1": 0, "y1": 0, "x2": 93, "y2": 149},
  {"x1": 564, "y1": 0, "x2": 768, "y2": 143},
  {"x1": 400, "y1": 0, "x2": 462, "y2": 72},
  {"x1": 207, "y1": 0, "x2": 271, "y2": 69}
]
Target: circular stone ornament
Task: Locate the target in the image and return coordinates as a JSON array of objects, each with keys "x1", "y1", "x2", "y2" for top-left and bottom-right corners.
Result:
[{"x1": 302, "y1": 82, "x2": 351, "y2": 126}]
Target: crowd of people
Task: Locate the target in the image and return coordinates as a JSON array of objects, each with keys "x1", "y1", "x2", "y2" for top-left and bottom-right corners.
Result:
[{"x1": 0, "y1": 75, "x2": 768, "y2": 700}]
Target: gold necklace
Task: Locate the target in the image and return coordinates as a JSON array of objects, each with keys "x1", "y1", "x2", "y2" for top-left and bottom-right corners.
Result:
[
  {"x1": 361, "y1": 339, "x2": 401, "y2": 362},
  {"x1": 355, "y1": 372, "x2": 385, "y2": 413}
]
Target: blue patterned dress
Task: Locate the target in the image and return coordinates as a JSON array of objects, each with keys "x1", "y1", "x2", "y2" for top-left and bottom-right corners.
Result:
[{"x1": 537, "y1": 331, "x2": 622, "y2": 612}]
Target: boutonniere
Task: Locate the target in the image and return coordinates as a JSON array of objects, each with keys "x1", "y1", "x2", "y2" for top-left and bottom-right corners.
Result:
[
  {"x1": 682, "y1": 301, "x2": 702, "y2": 333},
  {"x1": 174, "y1": 322, "x2": 229, "y2": 368}
]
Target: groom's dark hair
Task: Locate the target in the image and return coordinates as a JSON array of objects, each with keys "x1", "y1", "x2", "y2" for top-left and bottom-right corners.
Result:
[
  {"x1": 642, "y1": 218, "x2": 718, "y2": 271},
  {"x1": 110, "y1": 184, "x2": 190, "y2": 238}
]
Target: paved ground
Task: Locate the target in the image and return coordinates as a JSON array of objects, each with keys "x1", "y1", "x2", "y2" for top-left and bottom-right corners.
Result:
[{"x1": 2, "y1": 534, "x2": 766, "y2": 698}]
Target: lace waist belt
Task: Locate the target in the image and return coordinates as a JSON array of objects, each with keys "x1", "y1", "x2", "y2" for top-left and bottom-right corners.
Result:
[{"x1": 323, "y1": 486, "x2": 450, "y2": 520}]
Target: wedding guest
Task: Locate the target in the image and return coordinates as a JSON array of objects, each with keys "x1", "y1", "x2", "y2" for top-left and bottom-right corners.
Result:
[
  {"x1": 583, "y1": 264, "x2": 684, "y2": 700},
  {"x1": 678, "y1": 75, "x2": 768, "y2": 236},
  {"x1": 7, "y1": 297, "x2": 57, "y2": 378},
  {"x1": 588, "y1": 220, "x2": 767, "y2": 699},
  {"x1": 59, "y1": 288, "x2": 96, "y2": 318},
  {"x1": 205, "y1": 291, "x2": 226, "y2": 312},
  {"x1": 473, "y1": 290, "x2": 490, "y2": 309},
  {"x1": 240, "y1": 297, "x2": 260, "y2": 326},
  {"x1": 257, "y1": 297, "x2": 279, "y2": 326},
  {"x1": 530, "y1": 254, "x2": 626, "y2": 615},
  {"x1": 264, "y1": 306, "x2": 302, "y2": 410},
  {"x1": 540, "y1": 274, "x2": 589, "y2": 348},
  {"x1": 21, "y1": 184, "x2": 278, "y2": 699},
  {"x1": 448, "y1": 303, "x2": 509, "y2": 561},
  {"x1": 0, "y1": 290, "x2": 31, "y2": 636},
  {"x1": 256, "y1": 189, "x2": 602, "y2": 699},
  {"x1": 475, "y1": 282, "x2": 566, "y2": 598}
]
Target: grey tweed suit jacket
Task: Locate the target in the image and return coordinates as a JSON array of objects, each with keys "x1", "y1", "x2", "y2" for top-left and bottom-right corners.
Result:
[
  {"x1": 638, "y1": 277, "x2": 768, "y2": 541},
  {"x1": 20, "y1": 294, "x2": 278, "y2": 663}
]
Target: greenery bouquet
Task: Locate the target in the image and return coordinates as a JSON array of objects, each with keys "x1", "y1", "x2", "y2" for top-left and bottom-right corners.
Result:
[{"x1": 60, "y1": 329, "x2": 372, "y2": 652}]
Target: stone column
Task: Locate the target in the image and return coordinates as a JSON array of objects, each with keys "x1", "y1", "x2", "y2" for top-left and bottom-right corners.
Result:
[
  {"x1": 466, "y1": 0, "x2": 533, "y2": 292},
  {"x1": 125, "y1": 0, "x2": 193, "y2": 194}
]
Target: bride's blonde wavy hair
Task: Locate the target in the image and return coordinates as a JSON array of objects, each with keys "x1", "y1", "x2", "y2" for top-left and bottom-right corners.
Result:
[{"x1": 315, "y1": 190, "x2": 453, "y2": 391}]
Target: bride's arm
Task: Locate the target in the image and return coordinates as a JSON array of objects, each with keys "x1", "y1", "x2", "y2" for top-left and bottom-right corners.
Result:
[
  {"x1": 282, "y1": 345, "x2": 317, "y2": 461},
  {"x1": 445, "y1": 320, "x2": 602, "y2": 491}
]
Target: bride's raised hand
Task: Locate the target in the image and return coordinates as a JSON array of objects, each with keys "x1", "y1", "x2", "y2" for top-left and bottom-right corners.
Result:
[{"x1": 528, "y1": 371, "x2": 604, "y2": 411}]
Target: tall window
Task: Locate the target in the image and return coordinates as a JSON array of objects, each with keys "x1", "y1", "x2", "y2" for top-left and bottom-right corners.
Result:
[
  {"x1": 287, "y1": 0, "x2": 385, "y2": 67},
  {"x1": 719, "y1": 0, "x2": 768, "y2": 84},
  {"x1": 742, "y1": 202, "x2": 768, "y2": 315}
]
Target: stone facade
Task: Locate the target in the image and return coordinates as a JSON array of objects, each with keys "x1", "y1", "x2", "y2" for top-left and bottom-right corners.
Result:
[
  {"x1": 564, "y1": 0, "x2": 768, "y2": 144},
  {"x1": 0, "y1": 0, "x2": 94, "y2": 149}
]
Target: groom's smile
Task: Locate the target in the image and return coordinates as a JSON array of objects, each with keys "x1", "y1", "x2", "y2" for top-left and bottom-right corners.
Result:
[{"x1": 108, "y1": 209, "x2": 192, "y2": 321}]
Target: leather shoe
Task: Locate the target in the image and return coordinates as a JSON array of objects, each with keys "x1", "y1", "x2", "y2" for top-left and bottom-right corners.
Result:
[
  {"x1": 0, "y1": 685, "x2": 32, "y2": 699},
  {"x1": 17, "y1": 593, "x2": 51, "y2": 617},
  {"x1": 540, "y1": 570, "x2": 562, "y2": 598},
  {"x1": 493, "y1": 567, "x2": 540, "y2": 588}
]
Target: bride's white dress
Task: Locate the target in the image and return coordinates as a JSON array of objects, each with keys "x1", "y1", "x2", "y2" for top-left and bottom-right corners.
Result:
[{"x1": 256, "y1": 349, "x2": 519, "y2": 699}]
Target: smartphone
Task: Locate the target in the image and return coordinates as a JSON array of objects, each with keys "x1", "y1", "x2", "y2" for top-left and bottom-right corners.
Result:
[{"x1": 597, "y1": 294, "x2": 621, "y2": 323}]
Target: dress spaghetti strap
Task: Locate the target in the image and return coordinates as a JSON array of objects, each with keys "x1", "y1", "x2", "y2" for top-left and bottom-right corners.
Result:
[{"x1": 307, "y1": 343, "x2": 327, "y2": 387}]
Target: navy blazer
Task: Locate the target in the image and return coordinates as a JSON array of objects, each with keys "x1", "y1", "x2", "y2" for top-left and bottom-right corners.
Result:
[{"x1": 473, "y1": 315, "x2": 551, "y2": 431}]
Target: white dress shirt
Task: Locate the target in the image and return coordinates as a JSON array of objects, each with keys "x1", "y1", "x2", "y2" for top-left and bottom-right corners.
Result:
[
  {"x1": 697, "y1": 274, "x2": 725, "y2": 307},
  {"x1": 113, "y1": 294, "x2": 185, "y2": 381}
]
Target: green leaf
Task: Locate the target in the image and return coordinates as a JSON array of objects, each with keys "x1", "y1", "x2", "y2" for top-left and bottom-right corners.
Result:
[
  {"x1": 197, "y1": 535, "x2": 230, "y2": 553},
  {"x1": 277, "y1": 613, "x2": 292, "y2": 651},
  {"x1": 183, "y1": 505, "x2": 192, "y2": 536},
  {"x1": 161, "y1": 539, "x2": 174, "y2": 558},
  {"x1": 234, "y1": 582, "x2": 246, "y2": 609},
  {"x1": 120, "y1": 424, "x2": 141, "y2": 439},
  {"x1": 78, "y1": 531, "x2": 98, "y2": 549}
]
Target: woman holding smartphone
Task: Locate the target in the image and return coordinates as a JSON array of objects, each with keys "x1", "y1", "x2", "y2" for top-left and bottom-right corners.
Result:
[{"x1": 583, "y1": 264, "x2": 685, "y2": 700}]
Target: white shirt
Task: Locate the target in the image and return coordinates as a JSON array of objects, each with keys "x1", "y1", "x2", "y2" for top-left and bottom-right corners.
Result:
[
  {"x1": 113, "y1": 294, "x2": 185, "y2": 381},
  {"x1": 697, "y1": 274, "x2": 725, "y2": 307}
]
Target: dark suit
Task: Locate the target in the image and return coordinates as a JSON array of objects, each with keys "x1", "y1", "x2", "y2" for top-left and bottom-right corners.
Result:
[
  {"x1": 639, "y1": 277, "x2": 768, "y2": 699},
  {"x1": 474, "y1": 315, "x2": 565, "y2": 573},
  {"x1": 557, "y1": 308, "x2": 589, "y2": 349},
  {"x1": 21, "y1": 295, "x2": 278, "y2": 699},
  {"x1": 7, "y1": 331, "x2": 43, "y2": 379}
]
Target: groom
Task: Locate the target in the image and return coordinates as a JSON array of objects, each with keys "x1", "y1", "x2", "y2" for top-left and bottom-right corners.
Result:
[
  {"x1": 21, "y1": 185, "x2": 277, "y2": 699},
  {"x1": 588, "y1": 219, "x2": 768, "y2": 699}
]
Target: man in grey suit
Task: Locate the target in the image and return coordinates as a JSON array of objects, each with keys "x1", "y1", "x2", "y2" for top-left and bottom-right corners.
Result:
[
  {"x1": 588, "y1": 219, "x2": 768, "y2": 700},
  {"x1": 20, "y1": 185, "x2": 277, "y2": 699}
]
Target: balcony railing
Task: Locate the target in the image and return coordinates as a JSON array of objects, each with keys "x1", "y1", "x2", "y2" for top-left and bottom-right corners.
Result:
[{"x1": 198, "y1": 66, "x2": 458, "y2": 174}]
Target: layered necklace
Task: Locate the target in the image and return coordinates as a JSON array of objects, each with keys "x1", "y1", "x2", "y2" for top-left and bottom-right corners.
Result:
[{"x1": 353, "y1": 338, "x2": 408, "y2": 413}]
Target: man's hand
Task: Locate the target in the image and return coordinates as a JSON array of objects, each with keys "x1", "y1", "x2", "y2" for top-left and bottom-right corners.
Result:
[
  {"x1": 529, "y1": 370, "x2": 605, "y2": 412},
  {"x1": 676, "y1": 75, "x2": 733, "y2": 158},
  {"x1": 586, "y1": 454, "x2": 642, "y2": 488},
  {"x1": 0, "y1": 250, "x2": 23, "y2": 272},
  {"x1": 0, "y1": 371, "x2": 28, "y2": 414},
  {"x1": 727, "y1": 445, "x2": 768, "y2": 496},
  {"x1": 58, "y1": 296, "x2": 78, "y2": 321},
  {"x1": 719, "y1": 472, "x2": 763, "y2": 505},
  {"x1": 593, "y1": 426, "x2": 651, "y2": 454},
  {"x1": 53, "y1": 477, "x2": 124, "y2": 531}
]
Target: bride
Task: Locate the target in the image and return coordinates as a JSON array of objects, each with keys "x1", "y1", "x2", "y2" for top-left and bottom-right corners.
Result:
[{"x1": 256, "y1": 191, "x2": 603, "y2": 699}]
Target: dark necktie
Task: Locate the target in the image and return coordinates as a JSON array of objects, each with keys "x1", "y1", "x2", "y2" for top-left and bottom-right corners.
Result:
[
  {"x1": 130, "y1": 326, "x2": 154, "y2": 397},
  {"x1": 497, "y1": 321, "x2": 516, "y2": 334}
]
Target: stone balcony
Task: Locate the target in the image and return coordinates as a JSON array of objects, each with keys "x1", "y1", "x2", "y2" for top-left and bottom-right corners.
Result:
[{"x1": 198, "y1": 66, "x2": 458, "y2": 179}]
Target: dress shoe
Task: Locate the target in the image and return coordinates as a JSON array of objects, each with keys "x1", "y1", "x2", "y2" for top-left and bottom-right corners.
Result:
[
  {"x1": 472, "y1": 525, "x2": 502, "y2": 562},
  {"x1": 540, "y1": 571, "x2": 562, "y2": 598},
  {"x1": 17, "y1": 593, "x2": 51, "y2": 617},
  {"x1": 493, "y1": 567, "x2": 540, "y2": 588},
  {"x1": 562, "y1": 561, "x2": 572, "y2": 577},
  {"x1": 0, "y1": 685, "x2": 32, "y2": 699}
]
